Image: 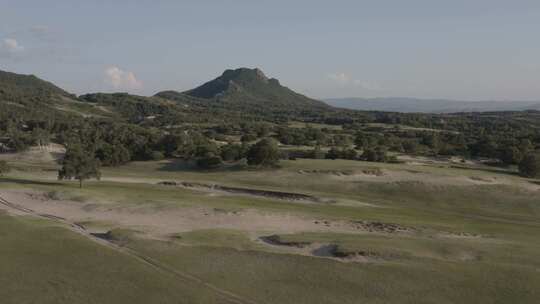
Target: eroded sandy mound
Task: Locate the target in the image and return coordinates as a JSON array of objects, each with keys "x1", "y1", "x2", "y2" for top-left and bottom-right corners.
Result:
[{"x1": 0, "y1": 143, "x2": 65, "y2": 163}]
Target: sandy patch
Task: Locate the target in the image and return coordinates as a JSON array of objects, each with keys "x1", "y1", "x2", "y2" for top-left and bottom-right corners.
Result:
[
  {"x1": 257, "y1": 236, "x2": 386, "y2": 263},
  {"x1": 0, "y1": 189, "x2": 366, "y2": 238},
  {"x1": 327, "y1": 166, "x2": 540, "y2": 192},
  {"x1": 0, "y1": 143, "x2": 65, "y2": 163}
]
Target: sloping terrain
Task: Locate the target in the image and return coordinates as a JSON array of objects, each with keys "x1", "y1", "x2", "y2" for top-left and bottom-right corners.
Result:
[
  {"x1": 156, "y1": 68, "x2": 331, "y2": 118},
  {"x1": 1, "y1": 157, "x2": 540, "y2": 303},
  {"x1": 0, "y1": 70, "x2": 111, "y2": 119},
  {"x1": 0, "y1": 69, "x2": 73, "y2": 102}
]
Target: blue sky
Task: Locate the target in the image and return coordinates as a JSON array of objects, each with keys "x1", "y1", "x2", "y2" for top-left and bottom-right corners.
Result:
[{"x1": 1, "y1": 0, "x2": 539, "y2": 100}]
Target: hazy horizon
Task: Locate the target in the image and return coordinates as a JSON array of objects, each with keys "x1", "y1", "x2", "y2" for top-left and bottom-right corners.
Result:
[{"x1": 2, "y1": 1, "x2": 540, "y2": 101}]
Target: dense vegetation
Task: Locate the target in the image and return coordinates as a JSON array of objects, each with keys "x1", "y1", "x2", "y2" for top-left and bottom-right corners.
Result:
[
  {"x1": 518, "y1": 153, "x2": 540, "y2": 178},
  {"x1": 1, "y1": 68, "x2": 540, "y2": 176},
  {"x1": 157, "y1": 68, "x2": 330, "y2": 119},
  {"x1": 0, "y1": 70, "x2": 74, "y2": 104}
]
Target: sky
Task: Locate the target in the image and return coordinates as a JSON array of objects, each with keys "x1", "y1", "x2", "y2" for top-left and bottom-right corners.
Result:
[{"x1": 1, "y1": 0, "x2": 540, "y2": 101}]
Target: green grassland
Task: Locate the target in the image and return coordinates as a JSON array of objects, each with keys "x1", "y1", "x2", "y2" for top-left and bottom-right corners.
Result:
[
  {"x1": 1, "y1": 157, "x2": 540, "y2": 303},
  {"x1": 124, "y1": 231, "x2": 540, "y2": 304},
  {"x1": 0, "y1": 212, "x2": 237, "y2": 304}
]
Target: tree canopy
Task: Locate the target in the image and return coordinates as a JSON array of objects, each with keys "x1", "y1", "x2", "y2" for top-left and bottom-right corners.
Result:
[
  {"x1": 247, "y1": 138, "x2": 280, "y2": 167},
  {"x1": 519, "y1": 153, "x2": 540, "y2": 178},
  {"x1": 58, "y1": 144, "x2": 101, "y2": 188}
]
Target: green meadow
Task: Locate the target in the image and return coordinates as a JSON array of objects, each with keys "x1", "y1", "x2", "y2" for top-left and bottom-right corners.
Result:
[{"x1": 1, "y1": 158, "x2": 540, "y2": 303}]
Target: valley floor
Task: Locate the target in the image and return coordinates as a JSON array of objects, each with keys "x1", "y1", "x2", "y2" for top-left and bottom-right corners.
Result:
[{"x1": 1, "y1": 155, "x2": 540, "y2": 303}]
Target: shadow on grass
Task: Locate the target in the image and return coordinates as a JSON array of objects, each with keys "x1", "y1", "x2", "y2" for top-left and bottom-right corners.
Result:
[
  {"x1": 449, "y1": 164, "x2": 520, "y2": 177},
  {"x1": 0, "y1": 177, "x2": 63, "y2": 187},
  {"x1": 158, "y1": 159, "x2": 249, "y2": 173}
]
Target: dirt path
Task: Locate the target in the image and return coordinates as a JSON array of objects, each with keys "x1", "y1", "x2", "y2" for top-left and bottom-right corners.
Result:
[{"x1": 0, "y1": 195, "x2": 259, "y2": 304}]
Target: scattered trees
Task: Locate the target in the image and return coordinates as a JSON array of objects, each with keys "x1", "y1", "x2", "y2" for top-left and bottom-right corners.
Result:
[
  {"x1": 2, "y1": 84, "x2": 540, "y2": 172},
  {"x1": 361, "y1": 147, "x2": 388, "y2": 162},
  {"x1": 326, "y1": 147, "x2": 358, "y2": 160}
]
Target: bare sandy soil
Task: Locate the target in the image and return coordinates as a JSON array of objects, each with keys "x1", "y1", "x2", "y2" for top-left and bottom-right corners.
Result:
[
  {"x1": 0, "y1": 143, "x2": 65, "y2": 163},
  {"x1": 1, "y1": 188, "x2": 399, "y2": 265},
  {"x1": 0, "y1": 186, "x2": 413, "y2": 265},
  {"x1": 325, "y1": 166, "x2": 540, "y2": 191},
  {"x1": 0, "y1": 189, "x2": 366, "y2": 239},
  {"x1": 0, "y1": 186, "x2": 487, "y2": 261}
]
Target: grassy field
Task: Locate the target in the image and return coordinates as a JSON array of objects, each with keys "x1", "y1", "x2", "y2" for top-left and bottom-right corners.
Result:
[
  {"x1": 0, "y1": 212, "x2": 239, "y2": 304},
  {"x1": 125, "y1": 231, "x2": 540, "y2": 304},
  {"x1": 1, "y1": 155, "x2": 540, "y2": 303}
]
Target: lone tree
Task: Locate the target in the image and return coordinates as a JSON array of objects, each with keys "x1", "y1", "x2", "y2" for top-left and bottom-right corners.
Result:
[
  {"x1": 0, "y1": 160, "x2": 10, "y2": 176},
  {"x1": 518, "y1": 153, "x2": 540, "y2": 178},
  {"x1": 247, "y1": 138, "x2": 280, "y2": 167},
  {"x1": 58, "y1": 144, "x2": 101, "y2": 188}
]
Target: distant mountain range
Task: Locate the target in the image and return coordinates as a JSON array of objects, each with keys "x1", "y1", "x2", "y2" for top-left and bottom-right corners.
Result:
[
  {"x1": 0, "y1": 67, "x2": 334, "y2": 123},
  {"x1": 4, "y1": 67, "x2": 540, "y2": 121},
  {"x1": 325, "y1": 97, "x2": 540, "y2": 113}
]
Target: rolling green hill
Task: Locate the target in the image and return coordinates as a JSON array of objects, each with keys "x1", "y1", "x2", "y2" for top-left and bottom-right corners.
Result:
[
  {"x1": 0, "y1": 70, "x2": 73, "y2": 102},
  {"x1": 0, "y1": 70, "x2": 111, "y2": 120}
]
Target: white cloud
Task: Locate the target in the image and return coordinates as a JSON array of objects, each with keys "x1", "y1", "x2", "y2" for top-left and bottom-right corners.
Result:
[
  {"x1": 328, "y1": 72, "x2": 351, "y2": 86},
  {"x1": 0, "y1": 38, "x2": 25, "y2": 56},
  {"x1": 328, "y1": 72, "x2": 382, "y2": 91},
  {"x1": 104, "y1": 66, "x2": 143, "y2": 90}
]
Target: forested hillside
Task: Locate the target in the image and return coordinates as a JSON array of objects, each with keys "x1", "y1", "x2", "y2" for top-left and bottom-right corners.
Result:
[
  {"x1": 156, "y1": 68, "x2": 330, "y2": 120},
  {"x1": 1, "y1": 68, "x2": 539, "y2": 175}
]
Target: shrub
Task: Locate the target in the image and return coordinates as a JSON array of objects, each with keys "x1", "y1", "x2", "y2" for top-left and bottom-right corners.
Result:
[
  {"x1": 361, "y1": 147, "x2": 388, "y2": 162},
  {"x1": 326, "y1": 147, "x2": 341, "y2": 160},
  {"x1": 519, "y1": 153, "x2": 540, "y2": 178},
  {"x1": 241, "y1": 134, "x2": 258, "y2": 143},
  {"x1": 501, "y1": 146, "x2": 523, "y2": 165},
  {"x1": 311, "y1": 146, "x2": 326, "y2": 159},
  {"x1": 247, "y1": 138, "x2": 280, "y2": 167},
  {"x1": 197, "y1": 154, "x2": 223, "y2": 169},
  {"x1": 0, "y1": 160, "x2": 10, "y2": 176},
  {"x1": 220, "y1": 143, "x2": 244, "y2": 161},
  {"x1": 150, "y1": 151, "x2": 165, "y2": 161}
]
